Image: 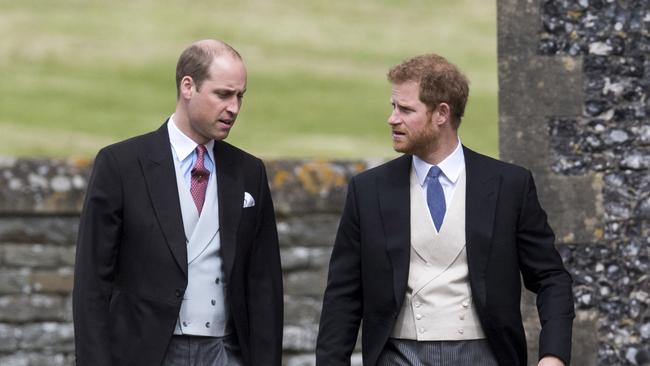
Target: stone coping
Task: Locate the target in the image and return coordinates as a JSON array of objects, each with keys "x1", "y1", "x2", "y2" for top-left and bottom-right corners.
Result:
[{"x1": 0, "y1": 157, "x2": 374, "y2": 215}]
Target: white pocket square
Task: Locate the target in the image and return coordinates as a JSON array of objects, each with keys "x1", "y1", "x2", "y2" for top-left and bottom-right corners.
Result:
[{"x1": 243, "y1": 192, "x2": 255, "y2": 208}]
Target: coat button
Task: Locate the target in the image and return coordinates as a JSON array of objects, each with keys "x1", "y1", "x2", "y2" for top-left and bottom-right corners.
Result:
[
  {"x1": 175, "y1": 289, "x2": 184, "y2": 298},
  {"x1": 211, "y1": 299, "x2": 216, "y2": 306},
  {"x1": 414, "y1": 301, "x2": 421, "y2": 308},
  {"x1": 415, "y1": 314, "x2": 423, "y2": 320}
]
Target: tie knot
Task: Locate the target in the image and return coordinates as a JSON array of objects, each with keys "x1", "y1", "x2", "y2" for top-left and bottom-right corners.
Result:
[
  {"x1": 192, "y1": 145, "x2": 209, "y2": 177},
  {"x1": 427, "y1": 166, "x2": 442, "y2": 179},
  {"x1": 195, "y1": 144, "x2": 207, "y2": 158}
]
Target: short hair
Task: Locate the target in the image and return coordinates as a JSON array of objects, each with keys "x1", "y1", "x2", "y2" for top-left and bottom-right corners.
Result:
[
  {"x1": 175, "y1": 40, "x2": 242, "y2": 98},
  {"x1": 388, "y1": 54, "x2": 469, "y2": 129}
]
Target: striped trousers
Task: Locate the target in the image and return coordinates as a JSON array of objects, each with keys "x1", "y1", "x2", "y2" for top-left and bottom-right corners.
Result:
[
  {"x1": 161, "y1": 334, "x2": 242, "y2": 366},
  {"x1": 377, "y1": 338, "x2": 499, "y2": 366}
]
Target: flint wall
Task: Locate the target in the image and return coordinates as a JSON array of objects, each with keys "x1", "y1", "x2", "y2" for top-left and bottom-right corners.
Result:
[{"x1": 499, "y1": 0, "x2": 650, "y2": 365}]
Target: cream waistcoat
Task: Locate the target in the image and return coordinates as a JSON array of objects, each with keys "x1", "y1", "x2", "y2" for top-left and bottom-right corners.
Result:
[{"x1": 391, "y1": 167, "x2": 485, "y2": 341}]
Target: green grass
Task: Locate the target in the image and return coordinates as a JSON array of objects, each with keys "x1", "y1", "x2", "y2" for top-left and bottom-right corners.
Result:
[{"x1": 0, "y1": 0, "x2": 497, "y2": 159}]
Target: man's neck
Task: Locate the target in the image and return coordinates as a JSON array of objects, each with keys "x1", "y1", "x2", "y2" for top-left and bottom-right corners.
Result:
[
  {"x1": 416, "y1": 133, "x2": 460, "y2": 165},
  {"x1": 172, "y1": 107, "x2": 210, "y2": 145}
]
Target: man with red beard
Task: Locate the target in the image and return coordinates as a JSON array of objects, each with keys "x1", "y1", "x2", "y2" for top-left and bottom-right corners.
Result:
[{"x1": 316, "y1": 54, "x2": 573, "y2": 366}]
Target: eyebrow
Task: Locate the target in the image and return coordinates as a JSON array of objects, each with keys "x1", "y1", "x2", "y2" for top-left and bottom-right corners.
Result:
[
  {"x1": 214, "y1": 87, "x2": 247, "y2": 95},
  {"x1": 392, "y1": 100, "x2": 413, "y2": 109}
]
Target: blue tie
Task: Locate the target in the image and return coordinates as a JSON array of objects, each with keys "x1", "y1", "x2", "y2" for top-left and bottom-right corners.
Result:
[{"x1": 426, "y1": 166, "x2": 446, "y2": 231}]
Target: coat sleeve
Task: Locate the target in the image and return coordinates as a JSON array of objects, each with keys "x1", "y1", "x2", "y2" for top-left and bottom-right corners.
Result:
[
  {"x1": 516, "y1": 170, "x2": 575, "y2": 365},
  {"x1": 247, "y1": 159, "x2": 284, "y2": 366},
  {"x1": 316, "y1": 178, "x2": 363, "y2": 366},
  {"x1": 72, "y1": 148, "x2": 123, "y2": 366}
]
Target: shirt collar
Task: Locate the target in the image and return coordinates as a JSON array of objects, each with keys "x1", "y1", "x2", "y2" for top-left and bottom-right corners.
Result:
[
  {"x1": 412, "y1": 138, "x2": 465, "y2": 187},
  {"x1": 168, "y1": 114, "x2": 215, "y2": 163}
]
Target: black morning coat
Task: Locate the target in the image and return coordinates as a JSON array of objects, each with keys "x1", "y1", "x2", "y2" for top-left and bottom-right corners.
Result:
[
  {"x1": 316, "y1": 147, "x2": 574, "y2": 366},
  {"x1": 73, "y1": 122, "x2": 283, "y2": 366}
]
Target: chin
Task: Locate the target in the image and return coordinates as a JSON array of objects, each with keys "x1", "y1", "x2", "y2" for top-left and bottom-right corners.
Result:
[
  {"x1": 212, "y1": 131, "x2": 230, "y2": 141},
  {"x1": 392, "y1": 144, "x2": 410, "y2": 154}
]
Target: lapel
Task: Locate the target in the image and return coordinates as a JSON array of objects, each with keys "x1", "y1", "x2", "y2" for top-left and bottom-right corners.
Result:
[
  {"x1": 377, "y1": 155, "x2": 412, "y2": 309},
  {"x1": 213, "y1": 141, "x2": 243, "y2": 282},
  {"x1": 173, "y1": 163, "x2": 200, "y2": 248},
  {"x1": 140, "y1": 121, "x2": 188, "y2": 277},
  {"x1": 464, "y1": 146, "x2": 500, "y2": 306}
]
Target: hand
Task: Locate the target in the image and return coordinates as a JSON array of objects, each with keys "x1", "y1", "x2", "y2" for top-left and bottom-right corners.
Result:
[{"x1": 538, "y1": 355, "x2": 565, "y2": 366}]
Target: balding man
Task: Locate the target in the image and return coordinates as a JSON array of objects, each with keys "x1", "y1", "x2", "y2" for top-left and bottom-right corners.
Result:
[{"x1": 73, "y1": 40, "x2": 283, "y2": 366}]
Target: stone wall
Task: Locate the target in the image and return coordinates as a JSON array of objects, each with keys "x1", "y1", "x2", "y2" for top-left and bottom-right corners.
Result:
[
  {"x1": 499, "y1": 0, "x2": 650, "y2": 365},
  {"x1": 0, "y1": 157, "x2": 370, "y2": 366},
  {"x1": 0, "y1": 158, "x2": 86, "y2": 366}
]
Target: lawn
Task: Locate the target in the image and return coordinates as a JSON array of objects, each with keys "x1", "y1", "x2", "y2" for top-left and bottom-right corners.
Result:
[{"x1": 0, "y1": 0, "x2": 497, "y2": 159}]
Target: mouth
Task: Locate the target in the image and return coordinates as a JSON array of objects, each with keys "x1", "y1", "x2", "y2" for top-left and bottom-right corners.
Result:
[
  {"x1": 392, "y1": 130, "x2": 406, "y2": 138},
  {"x1": 218, "y1": 118, "x2": 235, "y2": 128}
]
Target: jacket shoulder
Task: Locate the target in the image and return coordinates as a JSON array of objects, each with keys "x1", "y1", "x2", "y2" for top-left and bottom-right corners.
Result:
[
  {"x1": 464, "y1": 147, "x2": 531, "y2": 180},
  {"x1": 95, "y1": 130, "x2": 159, "y2": 161},
  {"x1": 215, "y1": 140, "x2": 263, "y2": 165},
  {"x1": 110, "y1": 130, "x2": 157, "y2": 147},
  {"x1": 352, "y1": 155, "x2": 411, "y2": 184}
]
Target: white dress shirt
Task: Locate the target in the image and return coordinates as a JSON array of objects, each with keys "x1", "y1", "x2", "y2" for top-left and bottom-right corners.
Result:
[
  {"x1": 168, "y1": 115, "x2": 215, "y2": 186},
  {"x1": 412, "y1": 139, "x2": 465, "y2": 232}
]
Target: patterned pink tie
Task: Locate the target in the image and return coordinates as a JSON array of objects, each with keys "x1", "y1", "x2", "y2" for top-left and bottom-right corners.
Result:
[{"x1": 190, "y1": 145, "x2": 209, "y2": 215}]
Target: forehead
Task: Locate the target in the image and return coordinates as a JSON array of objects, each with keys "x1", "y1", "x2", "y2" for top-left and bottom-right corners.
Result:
[
  {"x1": 205, "y1": 55, "x2": 247, "y2": 88},
  {"x1": 391, "y1": 81, "x2": 421, "y2": 103}
]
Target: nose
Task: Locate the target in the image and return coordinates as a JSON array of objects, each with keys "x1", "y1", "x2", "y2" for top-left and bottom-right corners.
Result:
[
  {"x1": 226, "y1": 97, "x2": 241, "y2": 115},
  {"x1": 388, "y1": 109, "x2": 400, "y2": 125}
]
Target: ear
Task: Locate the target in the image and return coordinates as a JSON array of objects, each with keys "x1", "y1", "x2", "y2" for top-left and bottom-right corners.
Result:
[
  {"x1": 433, "y1": 102, "x2": 451, "y2": 126},
  {"x1": 179, "y1": 76, "x2": 194, "y2": 100}
]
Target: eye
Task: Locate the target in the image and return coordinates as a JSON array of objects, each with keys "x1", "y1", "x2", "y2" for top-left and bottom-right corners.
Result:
[
  {"x1": 391, "y1": 102, "x2": 411, "y2": 113},
  {"x1": 215, "y1": 90, "x2": 234, "y2": 99}
]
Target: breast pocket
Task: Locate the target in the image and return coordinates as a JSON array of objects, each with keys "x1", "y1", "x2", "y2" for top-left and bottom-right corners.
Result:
[{"x1": 238, "y1": 206, "x2": 258, "y2": 232}]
